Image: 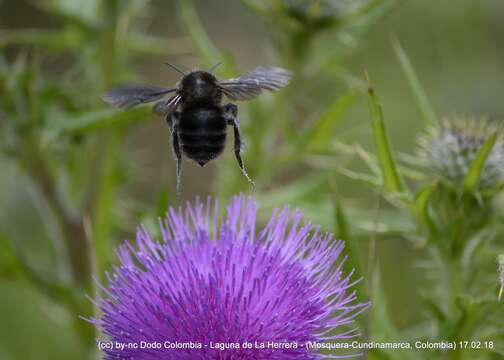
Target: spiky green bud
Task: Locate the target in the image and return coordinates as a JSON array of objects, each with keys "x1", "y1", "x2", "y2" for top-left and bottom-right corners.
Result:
[{"x1": 418, "y1": 117, "x2": 504, "y2": 190}]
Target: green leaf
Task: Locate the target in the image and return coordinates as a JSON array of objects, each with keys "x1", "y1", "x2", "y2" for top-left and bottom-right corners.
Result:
[
  {"x1": 392, "y1": 37, "x2": 438, "y2": 126},
  {"x1": 412, "y1": 185, "x2": 437, "y2": 235},
  {"x1": 332, "y1": 141, "x2": 381, "y2": 176},
  {"x1": 36, "y1": 0, "x2": 101, "y2": 28},
  {"x1": 424, "y1": 298, "x2": 446, "y2": 325},
  {"x1": 0, "y1": 233, "x2": 23, "y2": 278},
  {"x1": 0, "y1": 29, "x2": 85, "y2": 51},
  {"x1": 255, "y1": 173, "x2": 330, "y2": 207},
  {"x1": 367, "y1": 78, "x2": 405, "y2": 193},
  {"x1": 329, "y1": 180, "x2": 366, "y2": 296},
  {"x1": 337, "y1": 167, "x2": 381, "y2": 187},
  {"x1": 299, "y1": 89, "x2": 358, "y2": 152},
  {"x1": 463, "y1": 133, "x2": 497, "y2": 192},
  {"x1": 46, "y1": 107, "x2": 151, "y2": 135},
  {"x1": 334, "y1": 199, "x2": 350, "y2": 241},
  {"x1": 329, "y1": 180, "x2": 350, "y2": 241}
]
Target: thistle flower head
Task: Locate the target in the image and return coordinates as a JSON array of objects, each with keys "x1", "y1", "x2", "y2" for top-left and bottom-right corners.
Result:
[
  {"x1": 88, "y1": 195, "x2": 367, "y2": 359},
  {"x1": 418, "y1": 117, "x2": 504, "y2": 189}
]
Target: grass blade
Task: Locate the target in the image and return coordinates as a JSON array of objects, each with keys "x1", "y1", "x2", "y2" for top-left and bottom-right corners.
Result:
[
  {"x1": 300, "y1": 89, "x2": 358, "y2": 152},
  {"x1": 392, "y1": 37, "x2": 438, "y2": 126},
  {"x1": 367, "y1": 75, "x2": 405, "y2": 193},
  {"x1": 46, "y1": 107, "x2": 150, "y2": 135}
]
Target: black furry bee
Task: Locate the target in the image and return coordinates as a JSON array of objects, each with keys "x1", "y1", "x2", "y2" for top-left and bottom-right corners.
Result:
[{"x1": 102, "y1": 64, "x2": 291, "y2": 193}]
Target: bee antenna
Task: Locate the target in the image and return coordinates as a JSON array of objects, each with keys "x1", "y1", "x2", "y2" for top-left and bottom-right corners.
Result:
[
  {"x1": 208, "y1": 62, "x2": 222, "y2": 73},
  {"x1": 164, "y1": 62, "x2": 186, "y2": 75}
]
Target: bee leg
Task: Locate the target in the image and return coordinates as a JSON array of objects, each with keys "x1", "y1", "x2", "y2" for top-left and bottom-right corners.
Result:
[
  {"x1": 167, "y1": 111, "x2": 182, "y2": 195},
  {"x1": 224, "y1": 103, "x2": 255, "y2": 189}
]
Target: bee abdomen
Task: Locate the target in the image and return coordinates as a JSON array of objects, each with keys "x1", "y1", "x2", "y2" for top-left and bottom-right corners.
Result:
[
  {"x1": 180, "y1": 107, "x2": 226, "y2": 131},
  {"x1": 182, "y1": 143, "x2": 225, "y2": 167},
  {"x1": 179, "y1": 131, "x2": 226, "y2": 147},
  {"x1": 179, "y1": 107, "x2": 227, "y2": 167}
]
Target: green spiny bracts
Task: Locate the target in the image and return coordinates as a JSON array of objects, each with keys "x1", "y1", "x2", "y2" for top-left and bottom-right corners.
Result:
[{"x1": 418, "y1": 117, "x2": 504, "y2": 190}]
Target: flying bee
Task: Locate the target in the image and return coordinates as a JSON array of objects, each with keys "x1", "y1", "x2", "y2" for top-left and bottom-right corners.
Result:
[{"x1": 102, "y1": 64, "x2": 291, "y2": 193}]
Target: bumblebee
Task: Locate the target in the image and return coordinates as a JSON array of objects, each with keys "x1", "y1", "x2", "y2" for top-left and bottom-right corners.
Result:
[{"x1": 103, "y1": 64, "x2": 291, "y2": 193}]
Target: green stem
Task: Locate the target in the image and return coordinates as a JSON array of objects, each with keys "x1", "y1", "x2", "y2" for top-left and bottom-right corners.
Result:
[
  {"x1": 87, "y1": 0, "x2": 123, "y2": 272},
  {"x1": 87, "y1": 132, "x2": 120, "y2": 273},
  {"x1": 101, "y1": 0, "x2": 120, "y2": 87},
  {"x1": 445, "y1": 256, "x2": 464, "y2": 360},
  {"x1": 22, "y1": 135, "x2": 95, "y2": 357},
  {"x1": 24, "y1": 137, "x2": 92, "y2": 287}
]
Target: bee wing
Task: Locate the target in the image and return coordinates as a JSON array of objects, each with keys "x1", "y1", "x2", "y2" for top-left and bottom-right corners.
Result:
[
  {"x1": 152, "y1": 94, "x2": 182, "y2": 115},
  {"x1": 219, "y1": 66, "x2": 291, "y2": 101},
  {"x1": 102, "y1": 85, "x2": 177, "y2": 109}
]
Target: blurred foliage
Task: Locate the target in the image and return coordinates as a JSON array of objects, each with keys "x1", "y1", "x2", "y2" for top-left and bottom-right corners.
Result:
[
  {"x1": 1, "y1": 0, "x2": 504, "y2": 359},
  {"x1": 0, "y1": 0, "x2": 189, "y2": 358}
]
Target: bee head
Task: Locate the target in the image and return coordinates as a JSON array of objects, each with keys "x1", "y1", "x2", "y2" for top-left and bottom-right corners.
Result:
[{"x1": 180, "y1": 71, "x2": 222, "y2": 105}]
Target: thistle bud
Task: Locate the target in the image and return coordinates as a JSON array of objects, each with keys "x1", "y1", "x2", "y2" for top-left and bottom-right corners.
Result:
[{"x1": 418, "y1": 117, "x2": 504, "y2": 190}]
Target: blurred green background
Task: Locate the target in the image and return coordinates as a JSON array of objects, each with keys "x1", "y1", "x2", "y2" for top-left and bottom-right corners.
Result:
[{"x1": 1, "y1": 0, "x2": 503, "y2": 359}]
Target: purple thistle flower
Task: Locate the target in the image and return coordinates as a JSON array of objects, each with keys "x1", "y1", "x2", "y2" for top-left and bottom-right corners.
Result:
[{"x1": 87, "y1": 195, "x2": 368, "y2": 359}]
